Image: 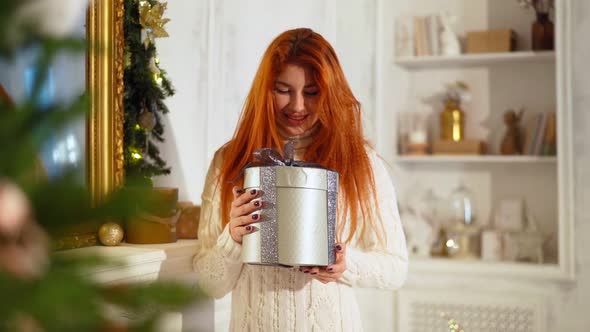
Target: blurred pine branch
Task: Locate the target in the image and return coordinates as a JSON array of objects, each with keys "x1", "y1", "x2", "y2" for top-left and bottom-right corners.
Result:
[{"x1": 0, "y1": 1, "x2": 206, "y2": 331}]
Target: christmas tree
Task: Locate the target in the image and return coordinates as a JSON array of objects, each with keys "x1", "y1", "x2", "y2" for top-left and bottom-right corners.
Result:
[
  {"x1": 0, "y1": 0, "x2": 203, "y2": 330},
  {"x1": 123, "y1": 0, "x2": 173, "y2": 186}
]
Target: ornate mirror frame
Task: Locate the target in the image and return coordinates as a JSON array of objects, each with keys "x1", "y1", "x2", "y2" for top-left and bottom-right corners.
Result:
[
  {"x1": 59, "y1": 0, "x2": 124, "y2": 248},
  {"x1": 87, "y1": 0, "x2": 124, "y2": 199}
]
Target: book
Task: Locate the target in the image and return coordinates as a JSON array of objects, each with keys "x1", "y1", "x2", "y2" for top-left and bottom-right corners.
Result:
[
  {"x1": 532, "y1": 112, "x2": 548, "y2": 155},
  {"x1": 395, "y1": 16, "x2": 415, "y2": 57},
  {"x1": 427, "y1": 15, "x2": 441, "y2": 56},
  {"x1": 541, "y1": 111, "x2": 557, "y2": 155},
  {"x1": 523, "y1": 113, "x2": 542, "y2": 155},
  {"x1": 413, "y1": 16, "x2": 426, "y2": 56}
]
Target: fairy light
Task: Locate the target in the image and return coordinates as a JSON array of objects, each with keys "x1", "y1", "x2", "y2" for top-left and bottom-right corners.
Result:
[
  {"x1": 132, "y1": 152, "x2": 143, "y2": 160},
  {"x1": 153, "y1": 73, "x2": 162, "y2": 85}
]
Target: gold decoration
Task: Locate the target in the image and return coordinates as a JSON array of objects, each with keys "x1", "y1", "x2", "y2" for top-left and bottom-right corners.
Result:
[
  {"x1": 98, "y1": 222, "x2": 124, "y2": 246},
  {"x1": 440, "y1": 100, "x2": 464, "y2": 142},
  {"x1": 53, "y1": 233, "x2": 97, "y2": 250},
  {"x1": 438, "y1": 81, "x2": 470, "y2": 142},
  {"x1": 148, "y1": 56, "x2": 160, "y2": 74},
  {"x1": 114, "y1": 0, "x2": 125, "y2": 189},
  {"x1": 139, "y1": 1, "x2": 170, "y2": 47}
]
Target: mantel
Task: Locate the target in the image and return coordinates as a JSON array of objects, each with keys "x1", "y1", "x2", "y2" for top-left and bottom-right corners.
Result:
[
  {"x1": 58, "y1": 240, "x2": 212, "y2": 331},
  {"x1": 61, "y1": 240, "x2": 200, "y2": 284}
]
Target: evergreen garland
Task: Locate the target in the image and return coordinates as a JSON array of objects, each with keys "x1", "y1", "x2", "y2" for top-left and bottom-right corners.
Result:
[{"x1": 123, "y1": 0, "x2": 173, "y2": 185}]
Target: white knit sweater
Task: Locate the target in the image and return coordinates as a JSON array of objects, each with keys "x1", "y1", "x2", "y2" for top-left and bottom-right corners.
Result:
[{"x1": 193, "y1": 146, "x2": 408, "y2": 331}]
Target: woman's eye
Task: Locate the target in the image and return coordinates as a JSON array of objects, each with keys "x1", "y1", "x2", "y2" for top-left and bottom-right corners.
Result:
[
  {"x1": 275, "y1": 88, "x2": 289, "y2": 94},
  {"x1": 305, "y1": 91, "x2": 319, "y2": 96}
]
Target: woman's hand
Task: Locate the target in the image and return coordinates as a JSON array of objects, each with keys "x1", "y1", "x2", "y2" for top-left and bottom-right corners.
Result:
[
  {"x1": 300, "y1": 243, "x2": 346, "y2": 283},
  {"x1": 229, "y1": 186, "x2": 262, "y2": 244}
]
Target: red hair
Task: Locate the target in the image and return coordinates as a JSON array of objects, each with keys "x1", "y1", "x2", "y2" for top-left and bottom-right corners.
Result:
[{"x1": 218, "y1": 28, "x2": 381, "y2": 244}]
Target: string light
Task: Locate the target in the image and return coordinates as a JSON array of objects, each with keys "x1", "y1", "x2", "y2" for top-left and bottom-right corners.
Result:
[
  {"x1": 135, "y1": 124, "x2": 142, "y2": 130},
  {"x1": 130, "y1": 147, "x2": 143, "y2": 160},
  {"x1": 153, "y1": 73, "x2": 162, "y2": 85}
]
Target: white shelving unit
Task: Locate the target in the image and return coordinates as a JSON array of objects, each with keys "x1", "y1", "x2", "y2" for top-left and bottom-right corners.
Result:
[
  {"x1": 377, "y1": 0, "x2": 574, "y2": 282},
  {"x1": 394, "y1": 51, "x2": 555, "y2": 69}
]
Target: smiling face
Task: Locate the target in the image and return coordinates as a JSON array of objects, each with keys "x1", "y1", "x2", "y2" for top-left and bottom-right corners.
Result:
[{"x1": 273, "y1": 64, "x2": 320, "y2": 138}]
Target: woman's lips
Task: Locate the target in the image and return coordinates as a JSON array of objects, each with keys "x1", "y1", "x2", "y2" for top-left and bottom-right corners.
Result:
[{"x1": 285, "y1": 113, "x2": 308, "y2": 126}]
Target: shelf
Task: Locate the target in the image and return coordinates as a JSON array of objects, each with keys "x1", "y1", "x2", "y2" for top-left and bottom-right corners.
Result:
[
  {"x1": 409, "y1": 257, "x2": 569, "y2": 282},
  {"x1": 394, "y1": 155, "x2": 557, "y2": 164},
  {"x1": 394, "y1": 51, "x2": 555, "y2": 70}
]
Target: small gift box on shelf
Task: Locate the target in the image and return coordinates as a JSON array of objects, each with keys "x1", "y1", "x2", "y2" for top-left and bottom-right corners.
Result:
[
  {"x1": 241, "y1": 142, "x2": 338, "y2": 267},
  {"x1": 466, "y1": 29, "x2": 517, "y2": 53},
  {"x1": 126, "y1": 187, "x2": 180, "y2": 244}
]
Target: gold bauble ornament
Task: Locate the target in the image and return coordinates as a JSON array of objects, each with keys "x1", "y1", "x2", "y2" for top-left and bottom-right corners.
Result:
[
  {"x1": 138, "y1": 108, "x2": 156, "y2": 131},
  {"x1": 98, "y1": 222, "x2": 124, "y2": 246}
]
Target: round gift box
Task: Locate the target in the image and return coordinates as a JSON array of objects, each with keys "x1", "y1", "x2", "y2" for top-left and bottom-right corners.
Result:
[{"x1": 242, "y1": 166, "x2": 338, "y2": 267}]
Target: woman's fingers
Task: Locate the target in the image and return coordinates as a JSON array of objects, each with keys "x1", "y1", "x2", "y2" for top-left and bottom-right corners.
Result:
[
  {"x1": 234, "y1": 213, "x2": 262, "y2": 227},
  {"x1": 229, "y1": 212, "x2": 262, "y2": 243},
  {"x1": 231, "y1": 199, "x2": 263, "y2": 218},
  {"x1": 233, "y1": 225, "x2": 257, "y2": 239},
  {"x1": 229, "y1": 187, "x2": 262, "y2": 243},
  {"x1": 231, "y1": 186, "x2": 243, "y2": 199},
  {"x1": 231, "y1": 188, "x2": 260, "y2": 209},
  {"x1": 229, "y1": 225, "x2": 257, "y2": 244},
  {"x1": 301, "y1": 243, "x2": 347, "y2": 282}
]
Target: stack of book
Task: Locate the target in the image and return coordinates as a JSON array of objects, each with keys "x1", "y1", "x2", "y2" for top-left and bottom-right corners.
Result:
[
  {"x1": 522, "y1": 112, "x2": 557, "y2": 156},
  {"x1": 395, "y1": 14, "x2": 442, "y2": 57}
]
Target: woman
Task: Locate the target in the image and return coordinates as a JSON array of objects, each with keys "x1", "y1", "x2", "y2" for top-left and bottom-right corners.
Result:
[{"x1": 193, "y1": 28, "x2": 408, "y2": 331}]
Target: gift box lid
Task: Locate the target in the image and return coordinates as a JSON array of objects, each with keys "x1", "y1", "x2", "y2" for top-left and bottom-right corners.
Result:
[{"x1": 244, "y1": 166, "x2": 336, "y2": 191}]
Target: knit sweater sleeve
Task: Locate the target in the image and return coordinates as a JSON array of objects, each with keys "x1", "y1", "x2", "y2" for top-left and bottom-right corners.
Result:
[
  {"x1": 339, "y1": 149, "x2": 409, "y2": 290},
  {"x1": 192, "y1": 149, "x2": 244, "y2": 299}
]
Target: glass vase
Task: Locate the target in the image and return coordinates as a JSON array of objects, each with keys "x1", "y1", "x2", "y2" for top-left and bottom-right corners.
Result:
[{"x1": 532, "y1": 12, "x2": 554, "y2": 51}]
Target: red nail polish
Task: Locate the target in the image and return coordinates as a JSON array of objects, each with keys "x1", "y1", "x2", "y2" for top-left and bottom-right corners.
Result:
[
  {"x1": 250, "y1": 189, "x2": 257, "y2": 195},
  {"x1": 252, "y1": 214, "x2": 259, "y2": 220},
  {"x1": 311, "y1": 272, "x2": 318, "y2": 275},
  {"x1": 336, "y1": 244, "x2": 342, "y2": 251},
  {"x1": 327, "y1": 267, "x2": 333, "y2": 272},
  {"x1": 236, "y1": 188, "x2": 244, "y2": 194},
  {"x1": 254, "y1": 201, "x2": 260, "y2": 207},
  {"x1": 246, "y1": 225, "x2": 252, "y2": 231}
]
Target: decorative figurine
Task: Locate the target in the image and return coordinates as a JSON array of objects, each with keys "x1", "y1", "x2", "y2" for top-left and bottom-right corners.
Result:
[
  {"x1": 500, "y1": 108, "x2": 524, "y2": 155},
  {"x1": 439, "y1": 12, "x2": 461, "y2": 56}
]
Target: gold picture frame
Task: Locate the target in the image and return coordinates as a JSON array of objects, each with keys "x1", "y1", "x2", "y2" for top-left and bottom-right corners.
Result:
[{"x1": 55, "y1": 0, "x2": 125, "y2": 249}]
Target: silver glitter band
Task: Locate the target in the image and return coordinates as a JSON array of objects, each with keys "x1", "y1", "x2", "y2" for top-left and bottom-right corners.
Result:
[{"x1": 327, "y1": 171, "x2": 338, "y2": 265}]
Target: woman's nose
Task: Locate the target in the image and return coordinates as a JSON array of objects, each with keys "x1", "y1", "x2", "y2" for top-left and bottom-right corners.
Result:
[{"x1": 291, "y1": 93, "x2": 305, "y2": 112}]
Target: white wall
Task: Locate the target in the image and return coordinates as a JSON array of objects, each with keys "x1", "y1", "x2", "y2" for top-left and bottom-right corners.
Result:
[{"x1": 152, "y1": 0, "x2": 210, "y2": 203}]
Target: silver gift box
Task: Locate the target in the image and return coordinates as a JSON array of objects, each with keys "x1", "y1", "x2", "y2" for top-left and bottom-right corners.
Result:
[{"x1": 242, "y1": 166, "x2": 338, "y2": 267}]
